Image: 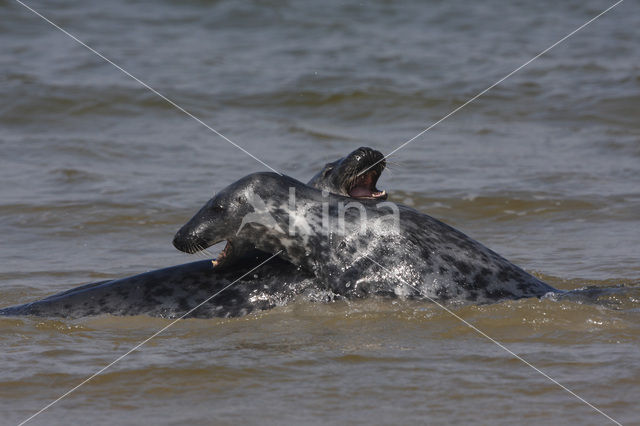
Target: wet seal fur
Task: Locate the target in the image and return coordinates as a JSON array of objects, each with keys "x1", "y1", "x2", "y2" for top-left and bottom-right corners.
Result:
[
  {"x1": 174, "y1": 172, "x2": 559, "y2": 302},
  {"x1": 212, "y1": 147, "x2": 387, "y2": 269},
  {"x1": 0, "y1": 256, "x2": 312, "y2": 319},
  {"x1": 1, "y1": 147, "x2": 388, "y2": 318}
]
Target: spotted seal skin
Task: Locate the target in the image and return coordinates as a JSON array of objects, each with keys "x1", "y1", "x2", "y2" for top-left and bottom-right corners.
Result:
[
  {"x1": 194, "y1": 146, "x2": 389, "y2": 269},
  {"x1": 0, "y1": 148, "x2": 387, "y2": 318},
  {"x1": 173, "y1": 173, "x2": 560, "y2": 303},
  {"x1": 0, "y1": 255, "x2": 314, "y2": 319}
]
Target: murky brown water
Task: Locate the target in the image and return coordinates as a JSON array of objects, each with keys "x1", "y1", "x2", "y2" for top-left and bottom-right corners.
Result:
[{"x1": 1, "y1": 0, "x2": 639, "y2": 424}]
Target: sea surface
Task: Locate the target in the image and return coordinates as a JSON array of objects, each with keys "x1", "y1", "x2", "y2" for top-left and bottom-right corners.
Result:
[{"x1": 1, "y1": 0, "x2": 639, "y2": 424}]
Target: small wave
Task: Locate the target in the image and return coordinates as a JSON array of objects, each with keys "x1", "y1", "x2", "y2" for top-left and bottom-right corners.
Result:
[
  {"x1": 286, "y1": 123, "x2": 354, "y2": 142},
  {"x1": 0, "y1": 82, "x2": 217, "y2": 125},
  {"x1": 49, "y1": 168, "x2": 103, "y2": 184},
  {"x1": 392, "y1": 190, "x2": 604, "y2": 222},
  {"x1": 543, "y1": 284, "x2": 640, "y2": 310},
  {"x1": 227, "y1": 86, "x2": 449, "y2": 111}
]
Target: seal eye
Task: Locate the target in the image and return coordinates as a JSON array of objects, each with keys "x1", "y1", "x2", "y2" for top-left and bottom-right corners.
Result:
[{"x1": 322, "y1": 166, "x2": 334, "y2": 177}]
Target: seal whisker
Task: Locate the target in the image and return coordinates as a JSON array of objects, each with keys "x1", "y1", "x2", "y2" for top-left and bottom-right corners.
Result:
[
  {"x1": 194, "y1": 244, "x2": 208, "y2": 258},
  {"x1": 190, "y1": 243, "x2": 207, "y2": 258},
  {"x1": 197, "y1": 243, "x2": 215, "y2": 259}
]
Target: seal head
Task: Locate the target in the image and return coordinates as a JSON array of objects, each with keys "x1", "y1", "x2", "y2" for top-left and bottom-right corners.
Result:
[
  {"x1": 172, "y1": 173, "x2": 302, "y2": 267},
  {"x1": 308, "y1": 146, "x2": 387, "y2": 200}
]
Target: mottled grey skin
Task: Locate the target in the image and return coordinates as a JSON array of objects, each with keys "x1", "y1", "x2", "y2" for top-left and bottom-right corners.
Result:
[
  {"x1": 0, "y1": 255, "x2": 313, "y2": 319},
  {"x1": 0, "y1": 148, "x2": 386, "y2": 318},
  {"x1": 174, "y1": 173, "x2": 560, "y2": 303},
  {"x1": 218, "y1": 146, "x2": 387, "y2": 268}
]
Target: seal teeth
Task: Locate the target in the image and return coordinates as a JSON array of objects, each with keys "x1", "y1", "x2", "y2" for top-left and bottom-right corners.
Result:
[{"x1": 348, "y1": 168, "x2": 386, "y2": 199}]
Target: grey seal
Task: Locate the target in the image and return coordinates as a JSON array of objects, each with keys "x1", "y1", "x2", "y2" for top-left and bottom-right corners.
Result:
[
  {"x1": 0, "y1": 256, "x2": 312, "y2": 318},
  {"x1": 0, "y1": 147, "x2": 388, "y2": 318},
  {"x1": 173, "y1": 172, "x2": 559, "y2": 302}
]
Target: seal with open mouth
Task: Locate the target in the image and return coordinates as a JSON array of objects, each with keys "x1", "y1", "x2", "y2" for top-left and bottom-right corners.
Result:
[
  {"x1": 173, "y1": 172, "x2": 559, "y2": 303},
  {"x1": 212, "y1": 146, "x2": 389, "y2": 268},
  {"x1": 308, "y1": 146, "x2": 387, "y2": 200},
  {"x1": 0, "y1": 148, "x2": 387, "y2": 318}
]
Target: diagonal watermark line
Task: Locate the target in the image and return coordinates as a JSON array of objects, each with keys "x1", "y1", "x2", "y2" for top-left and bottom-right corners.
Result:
[
  {"x1": 14, "y1": 0, "x2": 282, "y2": 176},
  {"x1": 363, "y1": 254, "x2": 622, "y2": 426},
  {"x1": 12, "y1": 1, "x2": 625, "y2": 424},
  {"x1": 18, "y1": 250, "x2": 283, "y2": 426},
  {"x1": 358, "y1": 0, "x2": 625, "y2": 177}
]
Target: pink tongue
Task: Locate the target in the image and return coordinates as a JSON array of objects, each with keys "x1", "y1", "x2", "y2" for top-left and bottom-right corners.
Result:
[{"x1": 350, "y1": 186, "x2": 372, "y2": 197}]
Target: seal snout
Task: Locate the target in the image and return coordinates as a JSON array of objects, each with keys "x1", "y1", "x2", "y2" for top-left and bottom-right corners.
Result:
[
  {"x1": 172, "y1": 229, "x2": 194, "y2": 253},
  {"x1": 172, "y1": 224, "x2": 208, "y2": 254}
]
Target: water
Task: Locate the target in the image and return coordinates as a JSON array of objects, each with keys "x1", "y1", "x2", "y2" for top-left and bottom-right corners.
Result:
[{"x1": 1, "y1": 0, "x2": 639, "y2": 424}]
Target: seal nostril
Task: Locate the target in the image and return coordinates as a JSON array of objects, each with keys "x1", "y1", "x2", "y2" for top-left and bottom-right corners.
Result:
[{"x1": 173, "y1": 231, "x2": 190, "y2": 252}]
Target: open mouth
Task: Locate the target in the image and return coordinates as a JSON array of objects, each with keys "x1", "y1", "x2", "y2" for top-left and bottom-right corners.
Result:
[
  {"x1": 211, "y1": 241, "x2": 232, "y2": 267},
  {"x1": 348, "y1": 166, "x2": 387, "y2": 200}
]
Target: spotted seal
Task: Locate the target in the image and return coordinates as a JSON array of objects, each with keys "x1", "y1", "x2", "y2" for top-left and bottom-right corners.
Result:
[
  {"x1": 0, "y1": 255, "x2": 312, "y2": 319},
  {"x1": 212, "y1": 147, "x2": 388, "y2": 268},
  {"x1": 173, "y1": 172, "x2": 559, "y2": 302},
  {"x1": 0, "y1": 147, "x2": 389, "y2": 318}
]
